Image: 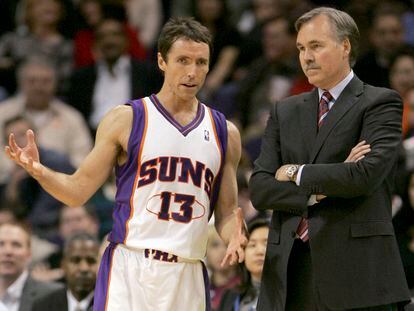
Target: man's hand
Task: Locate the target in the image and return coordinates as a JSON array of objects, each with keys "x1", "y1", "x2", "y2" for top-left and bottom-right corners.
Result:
[
  {"x1": 4, "y1": 129, "x2": 43, "y2": 178},
  {"x1": 220, "y1": 208, "x2": 248, "y2": 267},
  {"x1": 275, "y1": 164, "x2": 293, "y2": 181},
  {"x1": 345, "y1": 140, "x2": 370, "y2": 162}
]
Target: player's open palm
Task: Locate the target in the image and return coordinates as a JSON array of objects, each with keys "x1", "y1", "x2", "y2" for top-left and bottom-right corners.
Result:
[
  {"x1": 221, "y1": 208, "x2": 248, "y2": 267},
  {"x1": 5, "y1": 129, "x2": 42, "y2": 177}
]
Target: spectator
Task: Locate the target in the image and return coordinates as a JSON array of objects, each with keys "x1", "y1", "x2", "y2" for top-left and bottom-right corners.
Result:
[
  {"x1": 124, "y1": 0, "x2": 163, "y2": 51},
  {"x1": 0, "y1": 222, "x2": 62, "y2": 311},
  {"x1": 237, "y1": 16, "x2": 299, "y2": 131},
  {"x1": 0, "y1": 0, "x2": 73, "y2": 96},
  {"x1": 68, "y1": 17, "x2": 162, "y2": 133},
  {"x1": 33, "y1": 205, "x2": 99, "y2": 284},
  {"x1": 1, "y1": 115, "x2": 75, "y2": 238},
  {"x1": 207, "y1": 225, "x2": 240, "y2": 311},
  {"x1": 192, "y1": 0, "x2": 241, "y2": 102},
  {"x1": 389, "y1": 47, "x2": 414, "y2": 138},
  {"x1": 32, "y1": 233, "x2": 99, "y2": 311},
  {"x1": 73, "y1": 0, "x2": 147, "y2": 68},
  {"x1": 0, "y1": 57, "x2": 92, "y2": 185},
  {"x1": 218, "y1": 217, "x2": 269, "y2": 311},
  {"x1": 354, "y1": 3, "x2": 406, "y2": 88}
]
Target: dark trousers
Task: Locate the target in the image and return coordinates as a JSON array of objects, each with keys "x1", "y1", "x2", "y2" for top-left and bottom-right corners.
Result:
[{"x1": 285, "y1": 239, "x2": 399, "y2": 311}]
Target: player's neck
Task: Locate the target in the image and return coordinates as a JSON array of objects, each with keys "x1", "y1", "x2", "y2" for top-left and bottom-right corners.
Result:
[{"x1": 155, "y1": 90, "x2": 198, "y2": 114}]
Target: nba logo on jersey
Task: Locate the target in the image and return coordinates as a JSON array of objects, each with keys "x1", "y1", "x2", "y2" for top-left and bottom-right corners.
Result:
[{"x1": 204, "y1": 130, "x2": 210, "y2": 141}]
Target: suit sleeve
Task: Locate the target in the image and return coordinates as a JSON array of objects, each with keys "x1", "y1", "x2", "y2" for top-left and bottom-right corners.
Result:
[
  {"x1": 300, "y1": 89, "x2": 403, "y2": 198},
  {"x1": 249, "y1": 103, "x2": 309, "y2": 215}
]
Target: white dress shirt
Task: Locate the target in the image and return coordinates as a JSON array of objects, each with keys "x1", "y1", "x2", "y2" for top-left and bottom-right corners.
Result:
[
  {"x1": 0, "y1": 270, "x2": 29, "y2": 311},
  {"x1": 91, "y1": 56, "x2": 132, "y2": 129},
  {"x1": 67, "y1": 290, "x2": 94, "y2": 311}
]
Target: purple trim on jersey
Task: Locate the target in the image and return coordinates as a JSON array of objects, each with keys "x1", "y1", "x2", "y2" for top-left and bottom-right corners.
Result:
[
  {"x1": 202, "y1": 261, "x2": 212, "y2": 311},
  {"x1": 149, "y1": 94, "x2": 205, "y2": 136},
  {"x1": 109, "y1": 99, "x2": 146, "y2": 243},
  {"x1": 208, "y1": 108, "x2": 228, "y2": 219},
  {"x1": 93, "y1": 242, "x2": 116, "y2": 311}
]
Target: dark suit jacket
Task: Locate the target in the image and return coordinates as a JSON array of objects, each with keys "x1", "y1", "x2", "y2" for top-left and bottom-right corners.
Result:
[
  {"x1": 249, "y1": 76, "x2": 411, "y2": 310},
  {"x1": 19, "y1": 276, "x2": 62, "y2": 311},
  {"x1": 67, "y1": 58, "x2": 163, "y2": 126},
  {"x1": 32, "y1": 286, "x2": 94, "y2": 311}
]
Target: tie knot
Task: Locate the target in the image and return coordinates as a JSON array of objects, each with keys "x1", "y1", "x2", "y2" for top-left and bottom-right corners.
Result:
[{"x1": 320, "y1": 91, "x2": 333, "y2": 104}]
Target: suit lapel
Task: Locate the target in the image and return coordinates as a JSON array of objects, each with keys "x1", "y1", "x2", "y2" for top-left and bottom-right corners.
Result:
[
  {"x1": 309, "y1": 76, "x2": 364, "y2": 163},
  {"x1": 299, "y1": 88, "x2": 319, "y2": 157}
]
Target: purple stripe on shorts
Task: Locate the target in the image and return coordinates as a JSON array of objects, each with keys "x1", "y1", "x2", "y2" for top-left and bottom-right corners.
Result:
[
  {"x1": 93, "y1": 242, "x2": 117, "y2": 311},
  {"x1": 201, "y1": 261, "x2": 212, "y2": 311},
  {"x1": 110, "y1": 99, "x2": 146, "y2": 243}
]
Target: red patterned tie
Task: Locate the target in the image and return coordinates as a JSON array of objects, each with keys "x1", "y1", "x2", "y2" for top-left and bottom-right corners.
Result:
[
  {"x1": 296, "y1": 91, "x2": 333, "y2": 242},
  {"x1": 318, "y1": 91, "x2": 333, "y2": 128}
]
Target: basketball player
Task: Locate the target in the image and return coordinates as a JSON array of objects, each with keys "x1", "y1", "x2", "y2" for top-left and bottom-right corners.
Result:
[{"x1": 5, "y1": 17, "x2": 247, "y2": 310}]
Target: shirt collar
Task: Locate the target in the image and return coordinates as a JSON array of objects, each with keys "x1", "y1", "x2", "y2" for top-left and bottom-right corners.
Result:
[
  {"x1": 318, "y1": 70, "x2": 354, "y2": 101},
  {"x1": 97, "y1": 55, "x2": 131, "y2": 75},
  {"x1": 6, "y1": 270, "x2": 29, "y2": 301},
  {"x1": 67, "y1": 289, "x2": 94, "y2": 311}
]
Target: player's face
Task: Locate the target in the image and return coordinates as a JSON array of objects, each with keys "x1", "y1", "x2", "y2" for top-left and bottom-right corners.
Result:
[
  {"x1": 244, "y1": 226, "x2": 268, "y2": 282},
  {"x1": 0, "y1": 225, "x2": 31, "y2": 280},
  {"x1": 63, "y1": 240, "x2": 98, "y2": 300},
  {"x1": 296, "y1": 14, "x2": 351, "y2": 90},
  {"x1": 158, "y1": 38, "x2": 210, "y2": 102}
]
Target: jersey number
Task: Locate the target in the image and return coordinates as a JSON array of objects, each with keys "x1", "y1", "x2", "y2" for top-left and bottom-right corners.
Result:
[{"x1": 158, "y1": 191, "x2": 194, "y2": 223}]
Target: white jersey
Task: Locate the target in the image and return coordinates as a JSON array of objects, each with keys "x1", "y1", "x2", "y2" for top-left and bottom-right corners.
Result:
[{"x1": 109, "y1": 95, "x2": 228, "y2": 260}]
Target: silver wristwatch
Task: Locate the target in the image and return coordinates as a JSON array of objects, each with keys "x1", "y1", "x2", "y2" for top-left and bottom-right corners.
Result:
[{"x1": 285, "y1": 165, "x2": 300, "y2": 182}]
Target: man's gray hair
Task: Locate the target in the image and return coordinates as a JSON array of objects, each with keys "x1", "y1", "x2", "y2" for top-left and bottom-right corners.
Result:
[{"x1": 295, "y1": 7, "x2": 360, "y2": 67}]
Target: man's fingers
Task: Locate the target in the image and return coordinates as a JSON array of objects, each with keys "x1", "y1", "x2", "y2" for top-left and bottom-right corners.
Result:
[
  {"x1": 27, "y1": 129, "x2": 36, "y2": 146},
  {"x1": 9, "y1": 133, "x2": 19, "y2": 151}
]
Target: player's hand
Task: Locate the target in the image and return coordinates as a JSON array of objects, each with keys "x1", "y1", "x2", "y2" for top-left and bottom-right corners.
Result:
[
  {"x1": 345, "y1": 140, "x2": 370, "y2": 163},
  {"x1": 221, "y1": 208, "x2": 248, "y2": 267},
  {"x1": 4, "y1": 129, "x2": 43, "y2": 178}
]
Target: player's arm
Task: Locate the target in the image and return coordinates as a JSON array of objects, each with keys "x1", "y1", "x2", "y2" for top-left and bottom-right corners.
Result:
[
  {"x1": 5, "y1": 105, "x2": 132, "y2": 207},
  {"x1": 214, "y1": 121, "x2": 248, "y2": 266}
]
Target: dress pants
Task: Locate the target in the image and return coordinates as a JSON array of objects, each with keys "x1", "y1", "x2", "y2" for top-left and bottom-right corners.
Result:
[{"x1": 285, "y1": 238, "x2": 400, "y2": 311}]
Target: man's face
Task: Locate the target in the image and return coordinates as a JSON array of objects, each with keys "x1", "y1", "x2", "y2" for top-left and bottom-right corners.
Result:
[
  {"x1": 20, "y1": 64, "x2": 56, "y2": 110},
  {"x1": 390, "y1": 55, "x2": 414, "y2": 97},
  {"x1": 95, "y1": 19, "x2": 127, "y2": 63},
  {"x1": 370, "y1": 15, "x2": 404, "y2": 58},
  {"x1": 158, "y1": 38, "x2": 210, "y2": 102},
  {"x1": 59, "y1": 206, "x2": 98, "y2": 240},
  {"x1": 0, "y1": 224, "x2": 31, "y2": 280},
  {"x1": 296, "y1": 14, "x2": 351, "y2": 90},
  {"x1": 63, "y1": 240, "x2": 98, "y2": 300},
  {"x1": 263, "y1": 19, "x2": 295, "y2": 61}
]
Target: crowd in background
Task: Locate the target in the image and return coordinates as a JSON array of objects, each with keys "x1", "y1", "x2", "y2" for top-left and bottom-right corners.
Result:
[{"x1": 0, "y1": 0, "x2": 414, "y2": 310}]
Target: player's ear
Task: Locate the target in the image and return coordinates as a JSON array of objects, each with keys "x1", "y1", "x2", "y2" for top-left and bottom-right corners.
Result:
[{"x1": 157, "y1": 52, "x2": 167, "y2": 73}]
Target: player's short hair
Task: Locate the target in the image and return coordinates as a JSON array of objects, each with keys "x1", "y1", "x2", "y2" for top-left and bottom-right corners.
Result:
[
  {"x1": 295, "y1": 7, "x2": 360, "y2": 67},
  {"x1": 157, "y1": 17, "x2": 212, "y2": 62}
]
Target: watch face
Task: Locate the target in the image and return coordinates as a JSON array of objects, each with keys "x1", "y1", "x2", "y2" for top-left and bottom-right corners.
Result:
[
  {"x1": 285, "y1": 165, "x2": 298, "y2": 179},
  {"x1": 286, "y1": 166, "x2": 296, "y2": 177}
]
